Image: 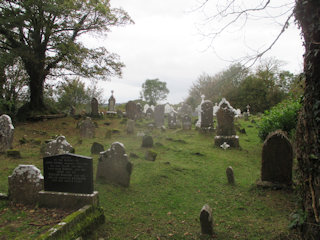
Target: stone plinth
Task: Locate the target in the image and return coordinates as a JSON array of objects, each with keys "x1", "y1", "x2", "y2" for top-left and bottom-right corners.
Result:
[{"x1": 38, "y1": 191, "x2": 99, "y2": 210}]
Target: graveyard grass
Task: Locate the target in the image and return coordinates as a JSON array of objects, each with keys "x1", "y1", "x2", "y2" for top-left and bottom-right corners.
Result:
[{"x1": 0, "y1": 116, "x2": 300, "y2": 239}]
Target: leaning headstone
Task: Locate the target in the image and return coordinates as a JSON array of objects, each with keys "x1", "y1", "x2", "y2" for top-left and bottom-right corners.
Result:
[
  {"x1": 200, "y1": 100, "x2": 213, "y2": 129},
  {"x1": 0, "y1": 114, "x2": 14, "y2": 152},
  {"x1": 96, "y1": 142, "x2": 133, "y2": 187},
  {"x1": 200, "y1": 204, "x2": 214, "y2": 235},
  {"x1": 260, "y1": 130, "x2": 293, "y2": 186},
  {"x1": 91, "y1": 142, "x2": 104, "y2": 154},
  {"x1": 126, "y1": 101, "x2": 137, "y2": 120},
  {"x1": 154, "y1": 105, "x2": 165, "y2": 127},
  {"x1": 91, "y1": 97, "x2": 99, "y2": 117},
  {"x1": 142, "y1": 135, "x2": 153, "y2": 148},
  {"x1": 8, "y1": 165, "x2": 43, "y2": 205},
  {"x1": 226, "y1": 166, "x2": 235, "y2": 184},
  {"x1": 182, "y1": 114, "x2": 192, "y2": 130},
  {"x1": 126, "y1": 119, "x2": 135, "y2": 134},
  {"x1": 108, "y1": 90, "x2": 116, "y2": 112},
  {"x1": 79, "y1": 117, "x2": 96, "y2": 138},
  {"x1": 214, "y1": 99, "x2": 239, "y2": 148},
  {"x1": 43, "y1": 136, "x2": 74, "y2": 157}
]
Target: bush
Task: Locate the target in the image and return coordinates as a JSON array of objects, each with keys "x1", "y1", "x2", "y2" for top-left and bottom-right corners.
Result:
[{"x1": 258, "y1": 98, "x2": 302, "y2": 141}]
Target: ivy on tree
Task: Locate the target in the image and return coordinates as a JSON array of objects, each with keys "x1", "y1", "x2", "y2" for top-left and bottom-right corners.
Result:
[{"x1": 0, "y1": 0, "x2": 133, "y2": 117}]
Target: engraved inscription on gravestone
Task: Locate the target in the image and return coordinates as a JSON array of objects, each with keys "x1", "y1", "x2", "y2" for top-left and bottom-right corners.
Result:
[{"x1": 43, "y1": 153, "x2": 93, "y2": 194}]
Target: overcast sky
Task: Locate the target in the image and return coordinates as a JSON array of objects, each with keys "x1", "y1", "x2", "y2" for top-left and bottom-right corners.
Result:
[{"x1": 86, "y1": 0, "x2": 304, "y2": 104}]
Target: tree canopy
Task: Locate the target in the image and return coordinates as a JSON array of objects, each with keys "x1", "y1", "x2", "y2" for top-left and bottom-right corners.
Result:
[
  {"x1": 0, "y1": 0, "x2": 132, "y2": 117},
  {"x1": 140, "y1": 79, "x2": 169, "y2": 105}
]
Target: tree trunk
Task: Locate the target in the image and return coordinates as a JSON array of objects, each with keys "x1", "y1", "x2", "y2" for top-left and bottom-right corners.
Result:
[
  {"x1": 29, "y1": 74, "x2": 46, "y2": 111},
  {"x1": 294, "y1": 1, "x2": 320, "y2": 239}
]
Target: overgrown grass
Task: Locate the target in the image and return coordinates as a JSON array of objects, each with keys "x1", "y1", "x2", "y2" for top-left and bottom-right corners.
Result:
[{"x1": 0, "y1": 115, "x2": 299, "y2": 239}]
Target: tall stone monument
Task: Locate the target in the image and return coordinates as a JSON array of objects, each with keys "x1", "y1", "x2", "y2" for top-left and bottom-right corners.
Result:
[
  {"x1": 200, "y1": 100, "x2": 213, "y2": 129},
  {"x1": 126, "y1": 101, "x2": 137, "y2": 120},
  {"x1": 154, "y1": 105, "x2": 165, "y2": 128},
  {"x1": 108, "y1": 90, "x2": 116, "y2": 112},
  {"x1": 91, "y1": 97, "x2": 99, "y2": 117}
]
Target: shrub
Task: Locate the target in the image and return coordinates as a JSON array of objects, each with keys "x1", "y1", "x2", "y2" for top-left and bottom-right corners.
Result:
[{"x1": 258, "y1": 98, "x2": 302, "y2": 141}]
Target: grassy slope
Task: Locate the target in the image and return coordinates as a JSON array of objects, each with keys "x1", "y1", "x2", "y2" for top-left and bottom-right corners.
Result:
[{"x1": 0, "y1": 116, "x2": 297, "y2": 239}]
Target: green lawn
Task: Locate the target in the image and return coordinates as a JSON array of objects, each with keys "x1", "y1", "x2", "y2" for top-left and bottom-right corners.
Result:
[{"x1": 0, "y1": 116, "x2": 299, "y2": 239}]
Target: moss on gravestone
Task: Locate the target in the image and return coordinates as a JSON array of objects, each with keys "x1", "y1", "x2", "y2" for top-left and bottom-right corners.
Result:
[{"x1": 6, "y1": 149, "x2": 21, "y2": 158}]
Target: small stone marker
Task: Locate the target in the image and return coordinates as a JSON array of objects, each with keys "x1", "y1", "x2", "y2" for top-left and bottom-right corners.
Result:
[
  {"x1": 200, "y1": 204, "x2": 214, "y2": 235},
  {"x1": 96, "y1": 142, "x2": 133, "y2": 187},
  {"x1": 142, "y1": 135, "x2": 153, "y2": 148},
  {"x1": 226, "y1": 166, "x2": 235, "y2": 184},
  {"x1": 0, "y1": 114, "x2": 14, "y2": 152},
  {"x1": 261, "y1": 130, "x2": 293, "y2": 186},
  {"x1": 79, "y1": 117, "x2": 96, "y2": 138},
  {"x1": 145, "y1": 150, "x2": 157, "y2": 161},
  {"x1": 43, "y1": 153, "x2": 93, "y2": 194},
  {"x1": 154, "y1": 105, "x2": 165, "y2": 127},
  {"x1": 43, "y1": 135, "x2": 74, "y2": 157},
  {"x1": 126, "y1": 119, "x2": 135, "y2": 134},
  {"x1": 91, "y1": 142, "x2": 104, "y2": 154},
  {"x1": 126, "y1": 101, "x2": 137, "y2": 120},
  {"x1": 8, "y1": 165, "x2": 44, "y2": 204},
  {"x1": 91, "y1": 97, "x2": 99, "y2": 117}
]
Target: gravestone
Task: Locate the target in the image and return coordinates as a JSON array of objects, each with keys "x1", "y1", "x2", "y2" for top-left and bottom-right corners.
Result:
[
  {"x1": 126, "y1": 101, "x2": 137, "y2": 120},
  {"x1": 214, "y1": 99, "x2": 239, "y2": 148},
  {"x1": 182, "y1": 114, "x2": 192, "y2": 130},
  {"x1": 43, "y1": 153, "x2": 93, "y2": 194},
  {"x1": 226, "y1": 166, "x2": 235, "y2": 184},
  {"x1": 91, "y1": 142, "x2": 104, "y2": 154},
  {"x1": 146, "y1": 107, "x2": 154, "y2": 119},
  {"x1": 145, "y1": 150, "x2": 157, "y2": 161},
  {"x1": 142, "y1": 135, "x2": 153, "y2": 148},
  {"x1": 91, "y1": 97, "x2": 99, "y2": 117},
  {"x1": 178, "y1": 103, "x2": 192, "y2": 118},
  {"x1": 260, "y1": 130, "x2": 293, "y2": 185},
  {"x1": 79, "y1": 117, "x2": 95, "y2": 138},
  {"x1": 0, "y1": 114, "x2": 14, "y2": 152},
  {"x1": 126, "y1": 119, "x2": 135, "y2": 134},
  {"x1": 43, "y1": 136, "x2": 74, "y2": 157},
  {"x1": 8, "y1": 165, "x2": 44, "y2": 205},
  {"x1": 200, "y1": 204, "x2": 213, "y2": 235},
  {"x1": 136, "y1": 103, "x2": 143, "y2": 120},
  {"x1": 96, "y1": 142, "x2": 133, "y2": 187},
  {"x1": 108, "y1": 90, "x2": 116, "y2": 112},
  {"x1": 200, "y1": 100, "x2": 213, "y2": 129},
  {"x1": 154, "y1": 105, "x2": 165, "y2": 127},
  {"x1": 168, "y1": 112, "x2": 177, "y2": 129}
]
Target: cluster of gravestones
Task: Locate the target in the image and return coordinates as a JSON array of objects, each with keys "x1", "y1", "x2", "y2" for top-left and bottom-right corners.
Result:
[{"x1": 1, "y1": 93, "x2": 294, "y2": 236}]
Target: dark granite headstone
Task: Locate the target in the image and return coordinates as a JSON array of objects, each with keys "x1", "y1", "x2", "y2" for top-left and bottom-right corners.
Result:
[
  {"x1": 142, "y1": 135, "x2": 153, "y2": 148},
  {"x1": 43, "y1": 153, "x2": 93, "y2": 194},
  {"x1": 91, "y1": 97, "x2": 99, "y2": 117},
  {"x1": 261, "y1": 130, "x2": 293, "y2": 185},
  {"x1": 91, "y1": 142, "x2": 104, "y2": 154},
  {"x1": 200, "y1": 100, "x2": 213, "y2": 128},
  {"x1": 200, "y1": 204, "x2": 213, "y2": 235}
]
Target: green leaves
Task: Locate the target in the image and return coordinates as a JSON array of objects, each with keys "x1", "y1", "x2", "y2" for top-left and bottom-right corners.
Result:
[{"x1": 141, "y1": 79, "x2": 170, "y2": 105}]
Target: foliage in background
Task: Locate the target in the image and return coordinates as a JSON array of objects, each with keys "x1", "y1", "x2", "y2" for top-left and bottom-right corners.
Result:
[
  {"x1": 140, "y1": 79, "x2": 169, "y2": 105},
  {"x1": 257, "y1": 98, "x2": 302, "y2": 141},
  {"x1": 186, "y1": 59, "x2": 300, "y2": 113},
  {"x1": 0, "y1": 0, "x2": 132, "y2": 117}
]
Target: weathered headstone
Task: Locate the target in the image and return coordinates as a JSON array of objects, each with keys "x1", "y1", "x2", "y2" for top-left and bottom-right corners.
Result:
[
  {"x1": 96, "y1": 142, "x2": 133, "y2": 187},
  {"x1": 91, "y1": 97, "x2": 99, "y2": 117},
  {"x1": 182, "y1": 114, "x2": 192, "y2": 130},
  {"x1": 43, "y1": 153, "x2": 93, "y2": 194},
  {"x1": 0, "y1": 114, "x2": 14, "y2": 152},
  {"x1": 154, "y1": 105, "x2": 165, "y2": 127},
  {"x1": 178, "y1": 103, "x2": 193, "y2": 118},
  {"x1": 260, "y1": 130, "x2": 293, "y2": 185},
  {"x1": 126, "y1": 119, "x2": 135, "y2": 134},
  {"x1": 226, "y1": 166, "x2": 235, "y2": 184},
  {"x1": 142, "y1": 135, "x2": 153, "y2": 148},
  {"x1": 168, "y1": 112, "x2": 177, "y2": 129},
  {"x1": 108, "y1": 90, "x2": 116, "y2": 112},
  {"x1": 126, "y1": 101, "x2": 137, "y2": 120},
  {"x1": 214, "y1": 99, "x2": 239, "y2": 148},
  {"x1": 145, "y1": 150, "x2": 157, "y2": 161},
  {"x1": 200, "y1": 204, "x2": 214, "y2": 235},
  {"x1": 200, "y1": 100, "x2": 213, "y2": 129},
  {"x1": 8, "y1": 165, "x2": 44, "y2": 205},
  {"x1": 146, "y1": 107, "x2": 154, "y2": 119},
  {"x1": 43, "y1": 136, "x2": 74, "y2": 157},
  {"x1": 91, "y1": 142, "x2": 104, "y2": 154},
  {"x1": 79, "y1": 117, "x2": 96, "y2": 138},
  {"x1": 136, "y1": 103, "x2": 143, "y2": 120}
]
